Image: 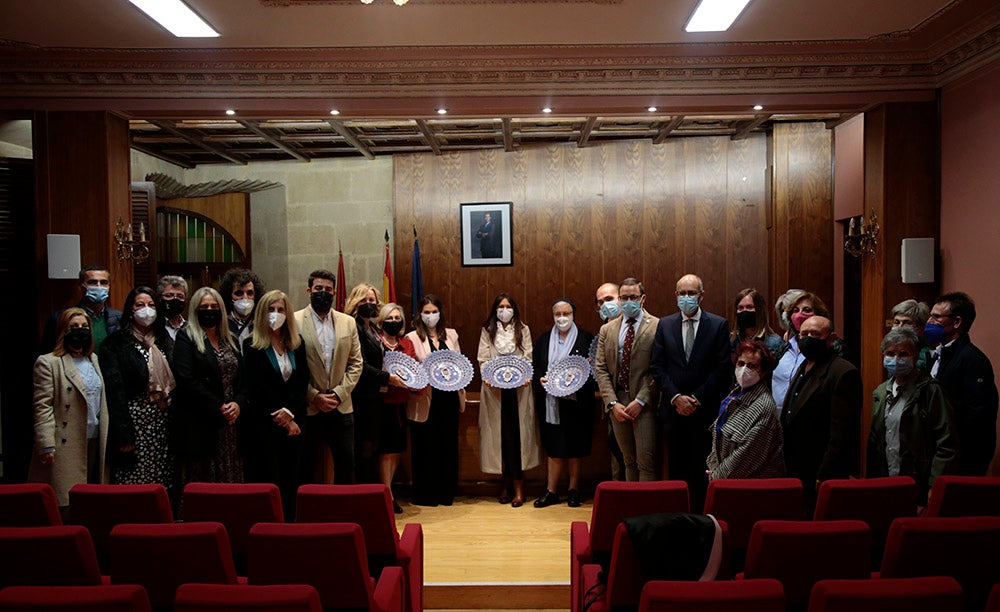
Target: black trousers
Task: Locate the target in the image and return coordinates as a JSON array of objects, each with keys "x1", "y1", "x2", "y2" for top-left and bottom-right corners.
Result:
[
  {"x1": 666, "y1": 419, "x2": 711, "y2": 512},
  {"x1": 409, "y1": 390, "x2": 459, "y2": 506},
  {"x1": 304, "y1": 411, "x2": 355, "y2": 485}
]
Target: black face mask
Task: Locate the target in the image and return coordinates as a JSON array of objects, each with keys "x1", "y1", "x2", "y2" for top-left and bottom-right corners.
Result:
[
  {"x1": 161, "y1": 298, "x2": 185, "y2": 317},
  {"x1": 65, "y1": 327, "x2": 91, "y2": 351},
  {"x1": 736, "y1": 310, "x2": 757, "y2": 330},
  {"x1": 798, "y1": 335, "x2": 830, "y2": 362},
  {"x1": 358, "y1": 303, "x2": 380, "y2": 319},
  {"x1": 196, "y1": 309, "x2": 223, "y2": 329},
  {"x1": 311, "y1": 290, "x2": 334, "y2": 314},
  {"x1": 382, "y1": 320, "x2": 404, "y2": 337}
]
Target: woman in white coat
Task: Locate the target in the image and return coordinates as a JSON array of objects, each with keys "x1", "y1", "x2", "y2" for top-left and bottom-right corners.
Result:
[
  {"x1": 478, "y1": 293, "x2": 540, "y2": 507},
  {"x1": 29, "y1": 307, "x2": 109, "y2": 512}
]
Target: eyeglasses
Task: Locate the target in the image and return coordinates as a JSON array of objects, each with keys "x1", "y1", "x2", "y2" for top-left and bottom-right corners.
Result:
[
  {"x1": 676, "y1": 290, "x2": 702, "y2": 297},
  {"x1": 928, "y1": 313, "x2": 953, "y2": 322},
  {"x1": 620, "y1": 295, "x2": 642, "y2": 302}
]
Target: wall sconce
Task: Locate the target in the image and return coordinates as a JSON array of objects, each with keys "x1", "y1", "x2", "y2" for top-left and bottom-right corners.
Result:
[
  {"x1": 115, "y1": 218, "x2": 150, "y2": 264},
  {"x1": 844, "y1": 210, "x2": 879, "y2": 257}
]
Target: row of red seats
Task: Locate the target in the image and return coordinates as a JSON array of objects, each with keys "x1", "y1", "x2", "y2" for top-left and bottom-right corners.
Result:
[
  {"x1": 0, "y1": 483, "x2": 422, "y2": 612},
  {"x1": 0, "y1": 583, "x2": 321, "y2": 611},
  {"x1": 572, "y1": 476, "x2": 1000, "y2": 612}
]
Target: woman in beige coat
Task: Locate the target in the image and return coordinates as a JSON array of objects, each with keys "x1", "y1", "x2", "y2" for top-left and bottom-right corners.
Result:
[
  {"x1": 29, "y1": 307, "x2": 109, "y2": 510},
  {"x1": 478, "y1": 293, "x2": 540, "y2": 507}
]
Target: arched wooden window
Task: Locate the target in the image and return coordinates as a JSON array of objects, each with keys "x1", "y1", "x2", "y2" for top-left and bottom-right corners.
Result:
[{"x1": 156, "y1": 207, "x2": 246, "y2": 284}]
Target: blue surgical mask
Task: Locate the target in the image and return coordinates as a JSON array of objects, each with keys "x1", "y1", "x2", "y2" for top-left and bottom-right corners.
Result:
[
  {"x1": 85, "y1": 286, "x2": 109, "y2": 305},
  {"x1": 599, "y1": 301, "x2": 621, "y2": 322},
  {"x1": 883, "y1": 356, "x2": 914, "y2": 379},
  {"x1": 923, "y1": 322, "x2": 947, "y2": 344},
  {"x1": 677, "y1": 295, "x2": 699, "y2": 316},
  {"x1": 621, "y1": 300, "x2": 642, "y2": 319}
]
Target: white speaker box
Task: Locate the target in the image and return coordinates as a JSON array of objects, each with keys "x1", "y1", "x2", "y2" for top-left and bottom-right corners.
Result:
[
  {"x1": 901, "y1": 237, "x2": 935, "y2": 284},
  {"x1": 47, "y1": 234, "x2": 81, "y2": 280}
]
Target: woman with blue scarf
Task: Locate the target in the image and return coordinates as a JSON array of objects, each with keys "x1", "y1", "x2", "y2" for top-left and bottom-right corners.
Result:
[{"x1": 532, "y1": 299, "x2": 596, "y2": 508}]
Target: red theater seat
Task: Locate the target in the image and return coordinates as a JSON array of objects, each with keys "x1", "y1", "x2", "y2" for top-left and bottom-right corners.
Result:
[
  {"x1": 571, "y1": 481, "x2": 690, "y2": 612},
  {"x1": 174, "y1": 584, "x2": 322, "y2": 612},
  {"x1": 638, "y1": 579, "x2": 785, "y2": 612},
  {"x1": 0, "y1": 525, "x2": 104, "y2": 589},
  {"x1": 0, "y1": 584, "x2": 151, "y2": 612},
  {"x1": 68, "y1": 484, "x2": 173, "y2": 571},
  {"x1": 808, "y1": 577, "x2": 964, "y2": 612},
  {"x1": 0, "y1": 483, "x2": 62, "y2": 526},
  {"x1": 924, "y1": 475, "x2": 1000, "y2": 517}
]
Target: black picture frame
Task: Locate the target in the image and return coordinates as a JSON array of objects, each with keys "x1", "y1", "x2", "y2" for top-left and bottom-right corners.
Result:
[{"x1": 460, "y1": 201, "x2": 513, "y2": 266}]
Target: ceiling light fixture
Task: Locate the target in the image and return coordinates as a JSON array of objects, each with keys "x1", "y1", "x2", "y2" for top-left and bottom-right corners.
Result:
[
  {"x1": 753, "y1": 104, "x2": 764, "y2": 111},
  {"x1": 436, "y1": 109, "x2": 448, "y2": 115},
  {"x1": 127, "y1": 0, "x2": 220, "y2": 38},
  {"x1": 542, "y1": 107, "x2": 553, "y2": 114},
  {"x1": 225, "y1": 109, "x2": 236, "y2": 116},
  {"x1": 684, "y1": 0, "x2": 752, "y2": 33},
  {"x1": 330, "y1": 110, "x2": 341, "y2": 116},
  {"x1": 647, "y1": 106, "x2": 658, "y2": 112},
  {"x1": 360, "y1": 0, "x2": 409, "y2": 4}
]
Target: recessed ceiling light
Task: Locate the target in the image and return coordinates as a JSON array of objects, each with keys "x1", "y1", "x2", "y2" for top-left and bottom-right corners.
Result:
[
  {"x1": 436, "y1": 109, "x2": 448, "y2": 115},
  {"x1": 647, "y1": 106, "x2": 658, "y2": 112},
  {"x1": 684, "y1": 0, "x2": 752, "y2": 33},
  {"x1": 225, "y1": 109, "x2": 236, "y2": 116},
  {"x1": 330, "y1": 109, "x2": 341, "y2": 116},
  {"x1": 128, "y1": 0, "x2": 220, "y2": 38},
  {"x1": 753, "y1": 104, "x2": 764, "y2": 111},
  {"x1": 542, "y1": 107, "x2": 553, "y2": 114}
]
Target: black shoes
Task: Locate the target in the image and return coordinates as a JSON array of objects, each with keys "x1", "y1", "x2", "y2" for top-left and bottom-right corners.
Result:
[
  {"x1": 393, "y1": 500, "x2": 404, "y2": 514},
  {"x1": 533, "y1": 490, "x2": 561, "y2": 508},
  {"x1": 567, "y1": 489, "x2": 582, "y2": 508}
]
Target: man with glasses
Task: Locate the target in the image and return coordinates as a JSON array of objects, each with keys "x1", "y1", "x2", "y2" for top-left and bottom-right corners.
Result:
[
  {"x1": 925, "y1": 292, "x2": 998, "y2": 475},
  {"x1": 594, "y1": 278, "x2": 660, "y2": 481},
  {"x1": 650, "y1": 274, "x2": 731, "y2": 509}
]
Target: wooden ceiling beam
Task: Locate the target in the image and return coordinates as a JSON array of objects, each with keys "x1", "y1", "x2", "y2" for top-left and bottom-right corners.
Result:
[
  {"x1": 578, "y1": 116, "x2": 598, "y2": 147},
  {"x1": 326, "y1": 120, "x2": 375, "y2": 159},
  {"x1": 236, "y1": 120, "x2": 310, "y2": 161},
  {"x1": 414, "y1": 119, "x2": 442, "y2": 155},
  {"x1": 128, "y1": 142, "x2": 195, "y2": 169},
  {"x1": 501, "y1": 118, "x2": 514, "y2": 152},
  {"x1": 731, "y1": 113, "x2": 773, "y2": 141},
  {"x1": 652, "y1": 115, "x2": 686, "y2": 144},
  {"x1": 148, "y1": 120, "x2": 248, "y2": 165}
]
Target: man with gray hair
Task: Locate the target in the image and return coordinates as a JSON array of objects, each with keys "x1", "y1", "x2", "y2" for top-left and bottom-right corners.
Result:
[
  {"x1": 891, "y1": 299, "x2": 931, "y2": 371},
  {"x1": 156, "y1": 275, "x2": 189, "y2": 341}
]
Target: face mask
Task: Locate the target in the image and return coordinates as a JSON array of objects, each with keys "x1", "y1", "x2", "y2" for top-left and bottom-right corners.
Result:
[
  {"x1": 798, "y1": 335, "x2": 829, "y2": 362},
  {"x1": 883, "y1": 356, "x2": 914, "y2": 379},
  {"x1": 421, "y1": 312, "x2": 440, "y2": 328},
  {"x1": 85, "y1": 286, "x2": 109, "y2": 305},
  {"x1": 310, "y1": 291, "x2": 334, "y2": 314},
  {"x1": 358, "y1": 303, "x2": 380, "y2": 319},
  {"x1": 735, "y1": 365, "x2": 761, "y2": 389},
  {"x1": 736, "y1": 310, "x2": 757, "y2": 330},
  {"x1": 677, "y1": 295, "x2": 700, "y2": 316},
  {"x1": 555, "y1": 315, "x2": 573, "y2": 332},
  {"x1": 197, "y1": 309, "x2": 222, "y2": 329},
  {"x1": 791, "y1": 312, "x2": 812, "y2": 332},
  {"x1": 267, "y1": 312, "x2": 286, "y2": 331},
  {"x1": 65, "y1": 327, "x2": 91, "y2": 351},
  {"x1": 496, "y1": 307, "x2": 514, "y2": 324},
  {"x1": 923, "y1": 322, "x2": 947, "y2": 344},
  {"x1": 382, "y1": 320, "x2": 404, "y2": 337},
  {"x1": 599, "y1": 301, "x2": 621, "y2": 322},
  {"x1": 621, "y1": 300, "x2": 642, "y2": 319},
  {"x1": 160, "y1": 298, "x2": 185, "y2": 317},
  {"x1": 133, "y1": 306, "x2": 157, "y2": 327},
  {"x1": 233, "y1": 298, "x2": 254, "y2": 317}
]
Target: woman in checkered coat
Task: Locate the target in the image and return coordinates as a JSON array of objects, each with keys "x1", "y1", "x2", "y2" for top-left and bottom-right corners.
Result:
[{"x1": 706, "y1": 339, "x2": 785, "y2": 479}]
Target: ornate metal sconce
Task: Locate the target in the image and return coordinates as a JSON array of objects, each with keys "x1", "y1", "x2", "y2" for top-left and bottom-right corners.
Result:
[
  {"x1": 115, "y1": 218, "x2": 150, "y2": 264},
  {"x1": 844, "y1": 210, "x2": 879, "y2": 257}
]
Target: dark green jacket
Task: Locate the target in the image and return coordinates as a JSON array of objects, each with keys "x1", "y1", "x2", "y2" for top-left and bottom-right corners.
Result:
[{"x1": 867, "y1": 372, "x2": 959, "y2": 499}]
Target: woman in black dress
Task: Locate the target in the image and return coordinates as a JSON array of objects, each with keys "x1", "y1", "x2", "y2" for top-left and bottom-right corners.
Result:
[
  {"x1": 173, "y1": 286, "x2": 246, "y2": 488},
  {"x1": 532, "y1": 298, "x2": 595, "y2": 508},
  {"x1": 241, "y1": 289, "x2": 309, "y2": 517}
]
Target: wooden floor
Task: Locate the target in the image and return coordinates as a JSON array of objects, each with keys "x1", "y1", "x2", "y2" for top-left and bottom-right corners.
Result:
[{"x1": 396, "y1": 495, "x2": 591, "y2": 610}]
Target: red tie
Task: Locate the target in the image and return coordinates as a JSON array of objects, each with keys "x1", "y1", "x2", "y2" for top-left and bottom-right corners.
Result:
[{"x1": 618, "y1": 318, "x2": 636, "y2": 390}]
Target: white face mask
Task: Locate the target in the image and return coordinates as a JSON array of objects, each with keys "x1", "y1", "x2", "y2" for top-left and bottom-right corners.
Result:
[
  {"x1": 134, "y1": 305, "x2": 157, "y2": 327},
  {"x1": 735, "y1": 365, "x2": 761, "y2": 389},
  {"x1": 267, "y1": 312, "x2": 286, "y2": 331},
  {"x1": 497, "y1": 307, "x2": 514, "y2": 324},
  {"x1": 233, "y1": 298, "x2": 254, "y2": 316},
  {"x1": 555, "y1": 315, "x2": 573, "y2": 332},
  {"x1": 421, "y1": 312, "x2": 440, "y2": 328}
]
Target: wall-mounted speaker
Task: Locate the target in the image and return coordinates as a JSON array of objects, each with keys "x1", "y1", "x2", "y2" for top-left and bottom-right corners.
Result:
[
  {"x1": 47, "y1": 234, "x2": 81, "y2": 280},
  {"x1": 901, "y1": 237, "x2": 935, "y2": 284}
]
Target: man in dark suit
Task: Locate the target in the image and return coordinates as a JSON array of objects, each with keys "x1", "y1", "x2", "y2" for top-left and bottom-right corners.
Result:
[
  {"x1": 780, "y1": 315, "x2": 862, "y2": 508},
  {"x1": 650, "y1": 274, "x2": 731, "y2": 510},
  {"x1": 40, "y1": 264, "x2": 122, "y2": 354},
  {"x1": 926, "y1": 292, "x2": 999, "y2": 475},
  {"x1": 475, "y1": 212, "x2": 502, "y2": 258}
]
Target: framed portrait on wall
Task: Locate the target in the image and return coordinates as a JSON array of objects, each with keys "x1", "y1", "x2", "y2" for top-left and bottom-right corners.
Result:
[{"x1": 460, "y1": 201, "x2": 513, "y2": 266}]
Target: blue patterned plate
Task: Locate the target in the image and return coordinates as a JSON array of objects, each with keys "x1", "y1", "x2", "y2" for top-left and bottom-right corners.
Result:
[
  {"x1": 383, "y1": 350, "x2": 428, "y2": 390},
  {"x1": 588, "y1": 336, "x2": 599, "y2": 380},
  {"x1": 421, "y1": 349, "x2": 474, "y2": 392},
  {"x1": 482, "y1": 354, "x2": 534, "y2": 389},
  {"x1": 543, "y1": 355, "x2": 591, "y2": 398}
]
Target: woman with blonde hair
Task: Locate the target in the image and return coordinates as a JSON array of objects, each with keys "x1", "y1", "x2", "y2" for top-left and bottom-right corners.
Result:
[
  {"x1": 173, "y1": 286, "x2": 246, "y2": 486},
  {"x1": 345, "y1": 282, "x2": 385, "y2": 484},
  {"x1": 241, "y1": 289, "x2": 309, "y2": 516},
  {"x1": 30, "y1": 308, "x2": 109, "y2": 512}
]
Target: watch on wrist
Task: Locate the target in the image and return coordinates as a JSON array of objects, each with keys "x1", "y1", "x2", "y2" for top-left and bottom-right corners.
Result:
[{"x1": 606, "y1": 401, "x2": 617, "y2": 414}]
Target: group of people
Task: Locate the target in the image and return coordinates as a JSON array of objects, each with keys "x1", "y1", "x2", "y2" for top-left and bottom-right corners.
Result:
[{"x1": 28, "y1": 263, "x2": 999, "y2": 517}]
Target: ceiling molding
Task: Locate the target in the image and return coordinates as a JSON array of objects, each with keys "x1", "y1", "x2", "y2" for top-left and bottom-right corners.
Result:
[{"x1": 260, "y1": 0, "x2": 622, "y2": 4}]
